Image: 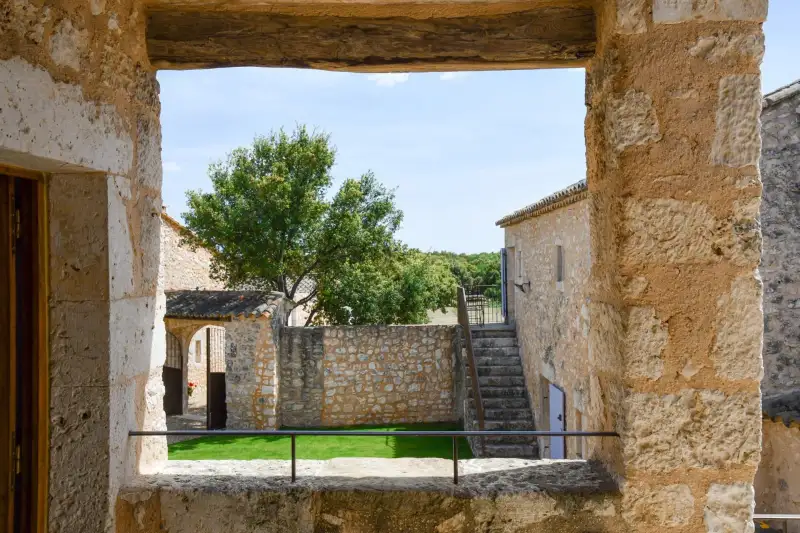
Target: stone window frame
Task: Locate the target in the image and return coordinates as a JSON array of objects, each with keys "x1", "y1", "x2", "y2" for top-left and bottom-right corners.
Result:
[{"x1": 195, "y1": 339, "x2": 202, "y2": 363}]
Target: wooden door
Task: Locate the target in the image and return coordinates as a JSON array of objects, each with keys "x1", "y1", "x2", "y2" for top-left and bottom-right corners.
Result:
[
  {"x1": 1, "y1": 171, "x2": 48, "y2": 533},
  {"x1": 207, "y1": 327, "x2": 226, "y2": 429}
]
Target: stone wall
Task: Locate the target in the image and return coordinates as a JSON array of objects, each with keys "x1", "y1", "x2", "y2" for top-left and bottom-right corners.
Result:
[
  {"x1": 760, "y1": 82, "x2": 800, "y2": 401},
  {"x1": 504, "y1": 199, "x2": 591, "y2": 459},
  {"x1": 755, "y1": 416, "x2": 800, "y2": 533},
  {"x1": 275, "y1": 326, "x2": 458, "y2": 427},
  {"x1": 279, "y1": 327, "x2": 325, "y2": 427},
  {"x1": 117, "y1": 459, "x2": 620, "y2": 533},
  {"x1": 2, "y1": 0, "x2": 166, "y2": 530},
  {"x1": 587, "y1": 2, "x2": 766, "y2": 532},
  {"x1": 225, "y1": 315, "x2": 280, "y2": 429},
  {"x1": 160, "y1": 214, "x2": 224, "y2": 291}
]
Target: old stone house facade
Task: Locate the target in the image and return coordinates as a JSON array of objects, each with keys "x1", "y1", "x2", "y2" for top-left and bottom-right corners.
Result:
[
  {"x1": 498, "y1": 181, "x2": 591, "y2": 460},
  {"x1": 498, "y1": 78, "x2": 800, "y2": 523},
  {"x1": 0, "y1": 1, "x2": 773, "y2": 532}
]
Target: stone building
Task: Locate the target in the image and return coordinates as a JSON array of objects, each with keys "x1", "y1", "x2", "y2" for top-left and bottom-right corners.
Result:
[
  {"x1": 0, "y1": 1, "x2": 772, "y2": 532},
  {"x1": 755, "y1": 80, "x2": 800, "y2": 530},
  {"x1": 160, "y1": 212, "x2": 225, "y2": 411},
  {"x1": 498, "y1": 77, "x2": 800, "y2": 526},
  {"x1": 497, "y1": 180, "x2": 591, "y2": 460}
]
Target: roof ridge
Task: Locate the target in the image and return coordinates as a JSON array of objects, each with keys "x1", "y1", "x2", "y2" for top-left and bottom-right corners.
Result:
[
  {"x1": 763, "y1": 78, "x2": 800, "y2": 108},
  {"x1": 496, "y1": 180, "x2": 587, "y2": 228}
]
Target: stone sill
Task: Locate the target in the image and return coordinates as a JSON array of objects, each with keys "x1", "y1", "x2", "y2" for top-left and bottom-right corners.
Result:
[
  {"x1": 131, "y1": 458, "x2": 618, "y2": 496},
  {"x1": 118, "y1": 459, "x2": 620, "y2": 532}
]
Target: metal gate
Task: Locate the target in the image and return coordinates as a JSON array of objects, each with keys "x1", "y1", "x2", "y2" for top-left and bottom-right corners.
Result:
[
  {"x1": 163, "y1": 332, "x2": 183, "y2": 415},
  {"x1": 207, "y1": 327, "x2": 227, "y2": 429}
]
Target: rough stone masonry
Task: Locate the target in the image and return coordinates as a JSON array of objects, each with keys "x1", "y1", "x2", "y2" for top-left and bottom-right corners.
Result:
[
  {"x1": 0, "y1": 0, "x2": 769, "y2": 532},
  {"x1": 278, "y1": 326, "x2": 458, "y2": 427},
  {"x1": 586, "y1": 1, "x2": 767, "y2": 532}
]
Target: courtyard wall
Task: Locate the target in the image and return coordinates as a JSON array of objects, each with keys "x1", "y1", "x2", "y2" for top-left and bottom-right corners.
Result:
[{"x1": 279, "y1": 325, "x2": 458, "y2": 427}]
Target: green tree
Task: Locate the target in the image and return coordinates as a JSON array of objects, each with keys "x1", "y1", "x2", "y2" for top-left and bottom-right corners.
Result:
[
  {"x1": 182, "y1": 126, "x2": 403, "y2": 325},
  {"x1": 315, "y1": 250, "x2": 456, "y2": 325}
]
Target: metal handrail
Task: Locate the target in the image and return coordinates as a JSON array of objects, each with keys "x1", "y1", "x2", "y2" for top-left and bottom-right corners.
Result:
[
  {"x1": 129, "y1": 429, "x2": 619, "y2": 485},
  {"x1": 754, "y1": 514, "x2": 800, "y2": 532},
  {"x1": 457, "y1": 287, "x2": 485, "y2": 452}
]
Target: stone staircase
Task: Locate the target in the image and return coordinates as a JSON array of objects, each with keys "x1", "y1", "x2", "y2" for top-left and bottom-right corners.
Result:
[{"x1": 467, "y1": 326, "x2": 538, "y2": 458}]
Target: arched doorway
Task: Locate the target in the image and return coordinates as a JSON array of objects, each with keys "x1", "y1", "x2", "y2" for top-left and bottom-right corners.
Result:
[{"x1": 163, "y1": 322, "x2": 227, "y2": 433}]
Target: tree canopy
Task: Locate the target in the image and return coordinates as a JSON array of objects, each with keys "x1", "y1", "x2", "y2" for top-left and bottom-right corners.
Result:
[{"x1": 182, "y1": 126, "x2": 471, "y2": 325}]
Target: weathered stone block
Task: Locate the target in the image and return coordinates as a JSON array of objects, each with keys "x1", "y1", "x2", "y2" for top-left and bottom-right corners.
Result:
[
  {"x1": 624, "y1": 307, "x2": 667, "y2": 380},
  {"x1": 49, "y1": 173, "x2": 109, "y2": 301},
  {"x1": 49, "y1": 18, "x2": 88, "y2": 71},
  {"x1": 50, "y1": 301, "x2": 110, "y2": 388},
  {"x1": 654, "y1": 0, "x2": 767, "y2": 23},
  {"x1": 623, "y1": 390, "x2": 761, "y2": 472},
  {"x1": 0, "y1": 57, "x2": 133, "y2": 174},
  {"x1": 616, "y1": 0, "x2": 648, "y2": 34},
  {"x1": 690, "y1": 32, "x2": 765, "y2": 63},
  {"x1": 704, "y1": 483, "x2": 755, "y2": 533},
  {"x1": 622, "y1": 484, "x2": 694, "y2": 526},
  {"x1": 711, "y1": 75, "x2": 762, "y2": 168},
  {"x1": 712, "y1": 273, "x2": 764, "y2": 381},
  {"x1": 622, "y1": 199, "x2": 716, "y2": 264},
  {"x1": 109, "y1": 175, "x2": 135, "y2": 300},
  {"x1": 606, "y1": 90, "x2": 661, "y2": 152},
  {"x1": 49, "y1": 385, "x2": 110, "y2": 533}
]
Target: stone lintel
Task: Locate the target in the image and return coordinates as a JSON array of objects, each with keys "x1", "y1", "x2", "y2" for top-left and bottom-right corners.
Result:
[{"x1": 146, "y1": 7, "x2": 596, "y2": 71}]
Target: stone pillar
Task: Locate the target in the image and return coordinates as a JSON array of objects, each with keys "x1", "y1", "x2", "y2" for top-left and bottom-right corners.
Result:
[{"x1": 586, "y1": 1, "x2": 767, "y2": 531}]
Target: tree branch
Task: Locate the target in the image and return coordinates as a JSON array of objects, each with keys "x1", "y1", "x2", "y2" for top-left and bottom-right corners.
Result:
[
  {"x1": 294, "y1": 287, "x2": 318, "y2": 307},
  {"x1": 304, "y1": 306, "x2": 319, "y2": 326}
]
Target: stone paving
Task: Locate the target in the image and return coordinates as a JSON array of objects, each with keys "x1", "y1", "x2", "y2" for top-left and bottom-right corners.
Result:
[{"x1": 165, "y1": 406, "x2": 207, "y2": 444}]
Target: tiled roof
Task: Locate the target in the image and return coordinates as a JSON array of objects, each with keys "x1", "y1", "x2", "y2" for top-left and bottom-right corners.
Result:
[
  {"x1": 762, "y1": 391, "x2": 800, "y2": 427},
  {"x1": 496, "y1": 180, "x2": 588, "y2": 228},
  {"x1": 763, "y1": 79, "x2": 800, "y2": 108},
  {"x1": 165, "y1": 290, "x2": 285, "y2": 320}
]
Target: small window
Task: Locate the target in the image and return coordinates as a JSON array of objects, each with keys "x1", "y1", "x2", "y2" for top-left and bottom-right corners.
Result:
[
  {"x1": 195, "y1": 339, "x2": 202, "y2": 363},
  {"x1": 516, "y1": 250, "x2": 523, "y2": 280},
  {"x1": 556, "y1": 245, "x2": 564, "y2": 283}
]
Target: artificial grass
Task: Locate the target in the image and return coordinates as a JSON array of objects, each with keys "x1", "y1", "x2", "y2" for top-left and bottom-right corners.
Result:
[{"x1": 168, "y1": 423, "x2": 473, "y2": 461}]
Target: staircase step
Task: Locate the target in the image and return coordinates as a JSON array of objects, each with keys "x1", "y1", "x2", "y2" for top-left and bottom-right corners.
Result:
[
  {"x1": 484, "y1": 408, "x2": 533, "y2": 420},
  {"x1": 481, "y1": 443, "x2": 538, "y2": 458},
  {"x1": 470, "y1": 326, "x2": 516, "y2": 339},
  {"x1": 473, "y1": 386, "x2": 527, "y2": 398},
  {"x1": 477, "y1": 365, "x2": 524, "y2": 377},
  {"x1": 471, "y1": 337, "x2": 518, "y2": 348},
  {"x1": 475, "y1": 355, "x2": 520, "y2": 367},
  {"x1": 484, "y1": 419, "x2": 535, "y2": 431},
  {"x1": 473, "y1": 347, "x2": 520, "y2": 360},
  {"x1": 478, "y1": 375, "x2": 525, "y2": 387},
  {"x1": 472, "y1": 397, "x2": 529, "y2": 409}
]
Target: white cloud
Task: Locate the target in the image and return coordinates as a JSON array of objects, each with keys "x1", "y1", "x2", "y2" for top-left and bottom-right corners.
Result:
[
  {"x1": 163, "y1": 161, "x2": 181, "y2": 172},
  {"x1": 367, "y1": 73, "x2": 411, "y2": 87},
  {"x1": 439, "y1": 72, "x2": 470, "y2": 81}
]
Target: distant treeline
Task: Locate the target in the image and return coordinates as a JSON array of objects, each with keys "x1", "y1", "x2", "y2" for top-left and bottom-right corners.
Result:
[{"x1": 426, "y1": 251, "x2": 501, "y2": 289}]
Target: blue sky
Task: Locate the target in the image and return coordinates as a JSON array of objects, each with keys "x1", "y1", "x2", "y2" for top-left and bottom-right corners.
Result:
[{"x1": 158, "y1": 1, "x2": 799, "y2": 254}]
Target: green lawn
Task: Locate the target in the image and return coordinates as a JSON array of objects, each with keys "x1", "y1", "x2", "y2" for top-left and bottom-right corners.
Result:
[{"x1": 168, "y1": 423, "x2": 473, "y2": 461}]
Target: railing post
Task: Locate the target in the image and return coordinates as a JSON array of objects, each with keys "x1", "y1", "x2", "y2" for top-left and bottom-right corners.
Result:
[
  {"x1": 291, "y1": 434, "x2": 296, "y2": 483},
  {"x1": 452, "y1": 436, "x2": 458, "y2": 485}
]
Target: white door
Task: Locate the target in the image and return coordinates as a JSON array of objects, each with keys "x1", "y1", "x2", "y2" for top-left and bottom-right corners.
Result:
[{"x1": 548, "y1": 384, "x2": 566, "y2": 459}]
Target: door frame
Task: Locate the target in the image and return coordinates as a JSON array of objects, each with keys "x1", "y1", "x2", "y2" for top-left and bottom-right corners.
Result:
[{"x1": 1, "y1": 165, "x2": 50, "y2": 533}]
